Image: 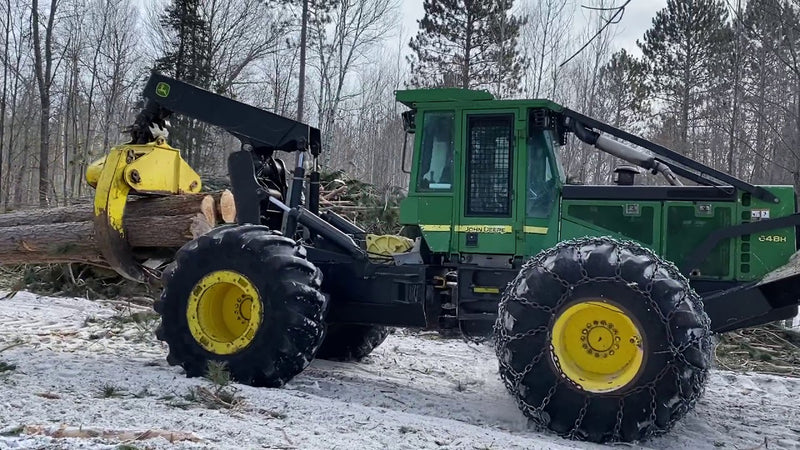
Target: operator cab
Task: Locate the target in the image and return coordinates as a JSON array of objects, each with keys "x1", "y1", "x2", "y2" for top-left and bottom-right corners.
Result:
[{"x1": 398, "y1": 90, "x2": 565, "y2": 266}]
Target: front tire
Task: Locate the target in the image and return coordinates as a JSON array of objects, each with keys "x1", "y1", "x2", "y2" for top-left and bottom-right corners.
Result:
[
  {"x1": 154, "y1": 225, "x2": 327, "y2": 387},
  {"x1": 495, "y1": 237, "x2": 711, "y2": 443}
]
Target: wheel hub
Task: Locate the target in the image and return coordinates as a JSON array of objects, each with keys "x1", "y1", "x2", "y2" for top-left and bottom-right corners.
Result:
[
  {"x1": 186, "y1": 270, "x2": 262, "y2": 355},
  {"x1": 551, "y1": 301, "x2": 644, "y2": 393},
  {"x1": 585, "y1": 323, "x2": 615, "y2": 353}
]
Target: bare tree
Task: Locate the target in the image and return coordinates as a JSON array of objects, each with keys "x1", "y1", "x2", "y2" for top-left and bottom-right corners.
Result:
[
  {"x1": 0, "y1": 0, "x2": 11, "y2": 211},
  {"x1": 309, "y1": 0, "x2": 398, "y2": 162},
  {"x1": 202, "y1": 0, "x2": 285, "y2": 94},
  {"x1": 31, "y1": 0, "x2": 60, "y2": 206},
  {"x1": 520, "y1": 0, "x2": 572, "y2": 98}
]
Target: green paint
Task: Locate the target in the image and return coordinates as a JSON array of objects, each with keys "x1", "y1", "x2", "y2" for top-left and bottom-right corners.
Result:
[
  {"x1": 561, "y1": 201, "x2": 662, "y2": 251},
  {"x1": 664, "y1": 202, "x2": 734, "y2": 278},
  {"x1": 396, "y1": 88, "x2": 796, "y2": 284},
  {"x1": 155, "y1": 82, "x2": 171, "y2": 98},
  {"x1": 735, "y1": 186, "x2": 796, "y2": 281}
]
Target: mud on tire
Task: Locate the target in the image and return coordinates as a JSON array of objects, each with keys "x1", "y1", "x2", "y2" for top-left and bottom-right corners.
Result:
[
  {"x1": 154, "y1": 225, "x2": 328, "y2": 387},
  {"x1": 494, "y1": 237, "x2": 712, "y2": 443},
  {"x1": 316, "y1": 324, "x2": 389, "y2": 362}
]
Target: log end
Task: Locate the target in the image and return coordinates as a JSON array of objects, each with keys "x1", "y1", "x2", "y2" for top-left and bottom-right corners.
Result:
[{"x1": 220, "y1": 189, "x2": 236, "y2": 224}]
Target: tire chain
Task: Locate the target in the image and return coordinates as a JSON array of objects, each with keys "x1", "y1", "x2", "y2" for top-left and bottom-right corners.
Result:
[{"x1": 494, "y1": 237, "x2": 711, "y2": 442}]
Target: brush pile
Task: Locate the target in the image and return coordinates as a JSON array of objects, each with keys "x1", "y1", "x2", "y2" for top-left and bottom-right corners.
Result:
[{"x1": 715, "y1": 322, "x2": 800, "y2": 377}]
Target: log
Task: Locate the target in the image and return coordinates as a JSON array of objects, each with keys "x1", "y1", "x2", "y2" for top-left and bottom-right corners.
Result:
[
  {"x1": 0, "y1": 203, "x2": 92, "y2": 227},
  {"x1": 0, "y1": 221, "x2": 104, "y2": 264},
  {"x1": 200, "y1": 195, "x2": 217, "y2": 227},
  {"x1": 220, "y1": 189, "x2": 236, "y2": 223},
  {"x1": 0, "y1": 191, "x2": 228, "y2": 227},
  {"x1": 0, "y1": 214, "x2": 207, "y2": 265},
  {"x1": 0, "y1": 193, "x2": 225, "y2": 266}
]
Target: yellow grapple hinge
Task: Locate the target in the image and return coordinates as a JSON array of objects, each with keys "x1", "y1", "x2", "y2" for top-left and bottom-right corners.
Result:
[{"x1": 87, "y1": 137, "x2": 201, "y2": 281}]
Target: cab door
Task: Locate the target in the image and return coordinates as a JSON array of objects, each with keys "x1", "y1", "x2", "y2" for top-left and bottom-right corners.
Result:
[{"x1": 456, "y1": 111, "x2": 520, "y2": 255}]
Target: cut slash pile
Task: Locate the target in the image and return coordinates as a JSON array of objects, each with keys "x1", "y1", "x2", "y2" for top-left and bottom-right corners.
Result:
[{"x1": 715, "y1": 323, "x2": 800, "y2": 377}]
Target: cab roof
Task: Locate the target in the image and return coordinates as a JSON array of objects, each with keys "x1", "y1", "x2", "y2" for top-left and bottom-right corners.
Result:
[{"x1": 395, "y1": 88, "x2": 564, "y2": 112}]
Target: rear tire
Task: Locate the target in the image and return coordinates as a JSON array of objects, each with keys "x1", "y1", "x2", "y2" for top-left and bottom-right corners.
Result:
[
  {"x1": 154, "y1": 225, "x2": 327, "y2": 387},
  {"x1": 495, "y1": 237, "x2": 711, "y2": 443},
  {"x1": 316, "y1": 324, "x2": 389, "y2": 362}
]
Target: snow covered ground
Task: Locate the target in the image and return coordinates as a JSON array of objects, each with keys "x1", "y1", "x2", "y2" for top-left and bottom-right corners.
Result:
[{"x1": 0, "y1": 291, "x2": 798, "y2": 449}]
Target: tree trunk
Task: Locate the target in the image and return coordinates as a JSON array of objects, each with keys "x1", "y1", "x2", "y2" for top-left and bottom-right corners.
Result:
[
  {"x1": 297, "y1": 0, "x2": 308, "y2": 122},
  {"x1": 31, "y1": 0, "x2": 58, "y2": 207},
  {"x1": 0, "y1": 191, "x2": 232, "y2": 266},
  {"x1": 0, "y1": 0, "x2": 10, "y2": 212}
]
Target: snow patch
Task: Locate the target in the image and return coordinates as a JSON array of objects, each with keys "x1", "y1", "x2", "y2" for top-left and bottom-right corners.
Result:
[{"x1": 1, "y1": 291, "x2": 798, "y2": 449}]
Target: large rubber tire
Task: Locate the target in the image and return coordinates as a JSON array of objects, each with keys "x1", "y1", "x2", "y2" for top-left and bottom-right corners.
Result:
[
  {"x1": 316, "y1": 324, "x2": 389, "y2": 361},
  {"x1": 495, "y1": 237, "x2": 712, "y2": 443},
  {"x1": 154, "y1": 225, "x2": 328, "y2": 387}
]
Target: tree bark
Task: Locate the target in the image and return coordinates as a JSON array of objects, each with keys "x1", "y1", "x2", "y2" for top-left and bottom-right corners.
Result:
[
  {"x1": 0, "y1": 191, "x2": 232, "y2": 265},
  {"x1": 0, "y1": 191, "x2": 231, "y2": 228},
  {"x1": 31, "y1": 0, "x2": 58, "y2": 207}
]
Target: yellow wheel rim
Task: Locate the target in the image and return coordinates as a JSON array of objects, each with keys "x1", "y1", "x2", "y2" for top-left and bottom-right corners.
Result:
[
  {"x1": 551, "y1": 300, "x2": 644, "y2": 393},
  {"x1": 186, "y1": 270, "x2": 262, "y2": 355}
]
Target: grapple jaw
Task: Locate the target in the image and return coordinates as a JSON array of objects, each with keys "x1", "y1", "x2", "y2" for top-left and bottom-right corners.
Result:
[{"x1": 87, "y1": 136, "x2": 201, "y2": 281}]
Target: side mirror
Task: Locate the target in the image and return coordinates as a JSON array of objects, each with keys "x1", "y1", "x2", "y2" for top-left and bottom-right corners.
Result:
[{"x1": 402, "y1": 110, "x2": 416, "y2": 133}]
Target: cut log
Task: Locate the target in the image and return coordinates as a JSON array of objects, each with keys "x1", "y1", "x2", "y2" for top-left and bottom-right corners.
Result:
[
  {"x1": 0, "y1": 191, "x2": 228, "y2": 228},
  {"x1": 190, "y1": 213, "x2": 213, "y2": 238},
  {"x1": 0, "y1": 213, "x2": 209, "y2": 265},
  {"x1": 219, "y1": 189, "x2": 236, "y2": 223},
  {"x1": 0, "y1": 193, "x2": 222, "y2": 266},
  {"x1": 0, "y1": 204, "x2": 92, "y2": 227},
  {"x1": 200, "y1": 195, "x2": 217, "y2": 227},
  {"x1": 0, "y1": 221, "x2": 103, "y2": 264}
]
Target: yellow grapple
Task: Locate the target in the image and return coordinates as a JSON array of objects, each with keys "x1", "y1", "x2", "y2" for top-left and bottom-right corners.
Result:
[{"x1": 86, "y1": 136, "x2": 201, "y2": 281}]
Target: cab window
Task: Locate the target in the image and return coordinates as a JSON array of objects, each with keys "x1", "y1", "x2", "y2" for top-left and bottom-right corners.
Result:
[
  {"x1": 417, "y1": 111, "x2": 455, "y2": 191},
  {"x1": 466, "y1": 114, "x2": 514, "y2": 216},
  {"x1": 527, "y1": 131, "x2": 557, "y2": 218}
]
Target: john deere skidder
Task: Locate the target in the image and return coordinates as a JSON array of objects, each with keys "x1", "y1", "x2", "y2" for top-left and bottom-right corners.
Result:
[{"x1": 95, "y1": 73, "x2": 800, "y2": 443}]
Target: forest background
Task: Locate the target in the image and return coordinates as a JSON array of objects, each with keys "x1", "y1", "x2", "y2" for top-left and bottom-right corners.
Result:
[{"x1": 0, "y1": 0, "x2": 798, "y2": 210}]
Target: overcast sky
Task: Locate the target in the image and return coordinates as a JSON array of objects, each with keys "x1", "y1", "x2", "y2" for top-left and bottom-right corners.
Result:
[{"x1": 398, "y1": 0, "x2": 668, "y2": 56}]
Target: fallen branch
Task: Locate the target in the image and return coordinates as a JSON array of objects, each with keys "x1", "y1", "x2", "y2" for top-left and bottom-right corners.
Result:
[{"x1": 21, "y1": 425, "x2": 202, "y2": 443}]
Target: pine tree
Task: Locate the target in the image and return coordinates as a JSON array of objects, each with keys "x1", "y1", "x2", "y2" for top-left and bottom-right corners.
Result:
[
  {"x1": 638, "y1": 0, "x2": 730, "y2": 155},
  {"x1": 154, "y1": 0, "x2": 212, "y2": 167},
  {"x1": 597, "y1": 49, "x2": 650, "y2": 130},
  {"x1": 155, "y1": 0, "x2": 212, "y2": 88},
  {"x1": 408, "y1": 0, "x2": 525, "y2": 96}
]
